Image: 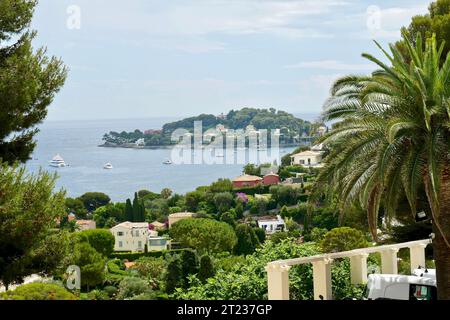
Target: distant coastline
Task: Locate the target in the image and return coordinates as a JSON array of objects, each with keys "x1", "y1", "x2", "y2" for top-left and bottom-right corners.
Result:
[
  {"x1": 100, "y1": 108, "x2": 322, "y2": 149},
  {"x1": 98, "y1": 142, "x2": 307, "y2": 150}
]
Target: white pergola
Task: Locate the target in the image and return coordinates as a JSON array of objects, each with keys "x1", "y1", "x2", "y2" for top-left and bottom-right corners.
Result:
[{"x1": 265, "y1": 238, "x2": 432, "y2": 300}]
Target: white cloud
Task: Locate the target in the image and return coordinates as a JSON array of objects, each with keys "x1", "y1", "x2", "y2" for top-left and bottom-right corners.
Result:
[
  {"x1": 285, "y1": 60, "x2": 374, "y2": 71},
  {"x1": 76, "y1": 0, "x2": 349, "y2": 40}
]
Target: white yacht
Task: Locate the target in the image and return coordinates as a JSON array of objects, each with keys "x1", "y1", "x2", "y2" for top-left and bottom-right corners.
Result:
[
  {"x1": 103, "y1": 163, "x2": 113, "y2": 170},
  {"x1": 163, "y1": 159, "x2": 172, "y2": 165},
  {"x1": 49, "y1": 154, "x2": 66, "y2": 168}
]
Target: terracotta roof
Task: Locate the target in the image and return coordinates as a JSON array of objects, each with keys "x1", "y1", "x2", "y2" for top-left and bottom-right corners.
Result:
[
  {"x1": 110, "y1": 221, "x2": 149, "y2": 229},
  {"x1": 76, "y1": 220, "x2": 94, "y2": 225},
  {"x1": 169, "y1": 212, "x2": 195, "y2": 218},
  {"x1": 150, "y1": 221, "x2": 166, "y2": 227},
  {"x1": 124, "y1": 262, "x2": 136, "y2": 269},
  {"x1": 232, "y1": 174, "x2": 263, "y2": 182},
  {"x1": 263, "y1": 173, "x2": 279, "y2": 177},
  {"x1": 255, "y1": 215, "x2": 279, "y2": 221}
]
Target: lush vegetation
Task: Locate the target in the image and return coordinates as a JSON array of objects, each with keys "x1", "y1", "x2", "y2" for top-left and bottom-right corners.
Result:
[
  {"x1": 0, "y1": 164, "x2": 69, "y2": 290},
  {"x1": 0, "y1": 282, "x2": 77, "y2": 300},
  {"x1": 2, "y1": 0, "x2": 448, "y2": 301}
]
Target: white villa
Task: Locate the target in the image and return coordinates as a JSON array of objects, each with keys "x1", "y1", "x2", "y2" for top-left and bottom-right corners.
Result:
[
  {"x1": 110, "y1": 222, "x2": 152, "y2": 252},
  {"x1": 256, "y1": 215, "x2": 286, "y2": 235},
  {"x1": 290, "y1": 150, "x2": 324, "y2": 167},
  {"x1": 110, "y1": 221, "x2": 171, "y2": 252}
]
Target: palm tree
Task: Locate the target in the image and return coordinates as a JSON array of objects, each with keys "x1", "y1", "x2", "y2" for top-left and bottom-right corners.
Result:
[{"x1": 315, "y1": 33, "x2": 450, "y2": 299}]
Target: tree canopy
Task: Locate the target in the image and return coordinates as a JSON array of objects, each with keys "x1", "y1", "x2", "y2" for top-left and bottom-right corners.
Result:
[
  {"x1": 0, "y1": 164, "x2": 69, "y2": 289},
  {"x1": 0, "y1": 0, "x2": 67, "y2": 163},
  {"x1": 169, "y1": 218, "x2": 237, "y2": 254}
]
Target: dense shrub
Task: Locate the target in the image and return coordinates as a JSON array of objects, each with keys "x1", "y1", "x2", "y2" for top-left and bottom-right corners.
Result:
[
  {"x1": 311, "y1": 208, "x2": 339, "y2": 230},
  {"x1": 133, "y1": 257, "x2": 166, "y2": 280},
  {"x1": 234, "y1": 185, "x2": 271, "y2": 196},
  {"x1": 198, "y1": 255, "x2": 216, "y2": 283},
  {"x1": 269, "y1": 232, "x2": 290, "y2": 244},
  {"x1": 0, "y1": 283, "x2": 77, "y2": 300},
  {"x1": 165, "y1": 254, "x2": 184, "y2": 294},
  {"x1": 321, "y1": 227, "x2": 369, "y2": 253},
  {"x1": 116, "y1": 277, "x2": 153, "y2": 300},
  {"x1": 76, "y1": 229, "x2": 115, "y2": 257},
  {"x1": 173, "y1": 240, "x2": 368, "y2": 300},
  {"x1": 234, "y1": 224, "x2": 260, "y2": 255},
  {"x1": 110, "y1": 249, "x2": 188, "y2": 261}
]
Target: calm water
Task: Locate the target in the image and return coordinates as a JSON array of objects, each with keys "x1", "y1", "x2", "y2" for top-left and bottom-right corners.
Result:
[{"x1": 26, "y1": 114, "x2": 318, "y2": 202}]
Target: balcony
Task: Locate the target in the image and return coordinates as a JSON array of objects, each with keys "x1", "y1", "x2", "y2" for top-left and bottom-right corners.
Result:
[{"x1": 265, "y1": 239, "x2": 432, "y2": 300}]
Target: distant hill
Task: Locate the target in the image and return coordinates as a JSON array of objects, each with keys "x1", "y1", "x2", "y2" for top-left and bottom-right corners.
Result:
[{"x1": 101, "y1": 108, "x2": 315, "y2": 147}]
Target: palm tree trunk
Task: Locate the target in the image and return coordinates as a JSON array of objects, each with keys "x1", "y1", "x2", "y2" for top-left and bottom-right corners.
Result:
[{"x1": 434, "y1": 165, "x2": 450, "y2": 300}]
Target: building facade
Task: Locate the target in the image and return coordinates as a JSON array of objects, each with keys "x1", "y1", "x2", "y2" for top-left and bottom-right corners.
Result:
[
  {"x1": 256, "y1": 215, "x2": 286, "y2": 235},
  {"x1": 110, "y1": 222, "x2": 154, "y2": 252},
  {"x1": 290, "y1": 150, "x2": 324, "y2": 167}
]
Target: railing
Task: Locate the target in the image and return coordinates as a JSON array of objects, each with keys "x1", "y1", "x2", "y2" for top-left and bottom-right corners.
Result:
[{"x1": 265, "y1": 239, "x2": 432, "y2": 300}]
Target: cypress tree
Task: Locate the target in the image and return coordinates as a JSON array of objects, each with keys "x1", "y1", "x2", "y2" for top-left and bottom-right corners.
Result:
[
  {"x1": 198, "y1": 255, "x2": 215, "y2": 283},
  {"x1": 125, "y1": 199, "x2": 133, "y2": 222},
  {"x1": 181, "y1": 249, "x2": 199, "y2": 287},
  {"x1": 234, "y1": 224, "x2": 260, "y2": 255},
  {"x1": 165, "y1": 254, "x2": 183, "y2": 294},
  {"x1": 132, "y1": 192, "x2": 140, "y2": 222}
]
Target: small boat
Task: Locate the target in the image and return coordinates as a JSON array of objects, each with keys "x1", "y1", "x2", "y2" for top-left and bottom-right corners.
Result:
[
  {"x1": 49, "y1": 154, "x2": 66, "y2": 168},
  {"x1": 163, "y1": 159, "x2": 172, "y2": 165},
  {"x1": 103, "y1": 163, "x2": 113, "y2": 170}
]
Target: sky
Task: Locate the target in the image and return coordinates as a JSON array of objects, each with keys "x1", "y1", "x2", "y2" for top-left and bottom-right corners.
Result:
[{"x1": 30, "y1": 0, "x2": 431, "y2": 121}]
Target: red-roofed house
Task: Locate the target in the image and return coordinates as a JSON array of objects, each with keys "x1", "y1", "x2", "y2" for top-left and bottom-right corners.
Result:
[{"x1": 263, "y1": 173, "x2": 280, "y2": 186}]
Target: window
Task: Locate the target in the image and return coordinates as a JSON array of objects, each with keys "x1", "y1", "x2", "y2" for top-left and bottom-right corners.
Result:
[
  {"x1": 117, "y1": 231, "x2": 124, "y2": 236},
  {"x1": 149, "y1": 239, "x2": 166, "y2": 246},
  {"x1": 138, "y1": 241, "x2": 142, "y2": 248},
  {"x1": 118, "y1": 241, "x2": 123, "y2": 248}
]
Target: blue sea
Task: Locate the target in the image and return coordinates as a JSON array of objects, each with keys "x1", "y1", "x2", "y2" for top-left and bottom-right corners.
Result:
[{"x1": 26, "y1": 114, "x2": 319, "y2": 202}]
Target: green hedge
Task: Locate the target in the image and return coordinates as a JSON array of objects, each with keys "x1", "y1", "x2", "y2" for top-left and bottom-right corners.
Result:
[
  {"x1": 110, "y1": 248, "x2": 188, "y2": 261},
  {"x1": 233, "y1": 185, "x2": 271, "y2": 195},
  {"x1": 298, "y1": 194, "x2": 308, "y2": 202}
]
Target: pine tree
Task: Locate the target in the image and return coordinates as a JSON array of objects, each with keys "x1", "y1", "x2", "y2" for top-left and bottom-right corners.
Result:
[{"x1": 0, "y1": 0, "x2": 67, "y2": 163}]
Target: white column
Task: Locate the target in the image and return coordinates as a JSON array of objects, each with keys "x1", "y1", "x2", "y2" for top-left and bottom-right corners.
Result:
[
  {"x1": 380, "y1": 248, "x2": 399, "y2": 274},
  {"x1": 266, "y1": 263, "x2": 291, "y2": 300},
  {"x1": 409, "y1": 244, "x2": 427, "y2": 274},
  {"x1": 312, "y1": 258, "x2": 333, "y2": 300},
  {"x1": 350, "y1": 253, "x2": 369, "y2": 284}
]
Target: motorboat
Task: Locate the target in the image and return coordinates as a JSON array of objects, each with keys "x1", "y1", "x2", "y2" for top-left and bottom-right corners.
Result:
[
  {"x1": 104, "y1": 163, "x2": 113, "y2": 169},
  {"x1": 49, "y1": 154, "x2": 66, "y2": 168},
  {"x1": 163, "y1": 159, "x2": 172, "y2": 165}
]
